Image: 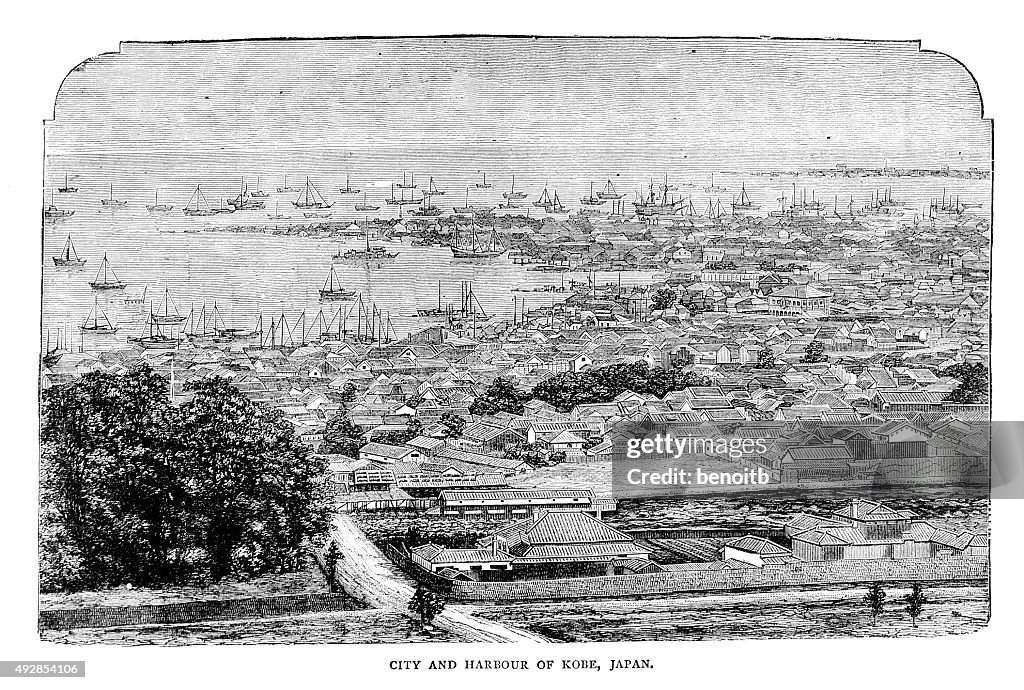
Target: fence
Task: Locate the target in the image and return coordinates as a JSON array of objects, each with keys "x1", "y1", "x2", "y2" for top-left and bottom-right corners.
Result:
[{"x1": 39, "y1": 591, "x2": 361, "y2": 631}]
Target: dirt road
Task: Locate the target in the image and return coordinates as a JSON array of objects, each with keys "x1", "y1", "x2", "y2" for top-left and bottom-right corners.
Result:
[{"x1": 331, "y1": 514, "x2": 547, "y2": 643}]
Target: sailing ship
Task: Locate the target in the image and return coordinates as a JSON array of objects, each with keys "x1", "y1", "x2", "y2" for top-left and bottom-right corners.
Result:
[
  {"x1": 355, "y1": 191, "x2": 380, "y2": 211},
  {"x1": 864, "y1": 187, "x2": 905, "y2": 215},
  {"x1": 451, "y1": 221, "x2": 506, "y2": 258},
  {"x1": 293, "y1": 177, "x2": 333, "y2": 209},
  {"x1": 632, "y1": 179, "x2": 687, "y2": 217},
  {"x1": 502, "y1": 175, "x2": 528, "y2": 200},
  {"x1": 89, "y1": 253, "x2": 127, "y2": 290},
  {"x1": 80, "y1": 298, "x2": 119, "y2": 334},
  {"x1": 57, "y1": 174, "x2": 78, "y2": 193},
  {"x1": 731, "y1": 183, "x2": 759, "y2": 211},
  {"x1": 228, "y1": 178, "x2": 266, "y2": 211},
  {"x1": 146, "y1": 189, "x2": 174, "y2": 212},
  {"x1": 423, "y1": 177, "x2": 445, "y2": 197},
  {"x1": 250, "y1": 175, "x2": 269, "y2": 198},
  {"x1": 334, "y1": 232, "x2": 400, "y2": 263},
  {"x1": 183, "y1": 185, "x2": 218, "y2": 216},
  {"x1": 596, "y1": 179, "x2": 625, "y2": 200},
  {"x1": 416, "y1": 281, "x2": 447, "y2": 318},
  {"x1": 100, "y1": 183, "x2": 127, "y2": 207},
  {"x1": 452, "y1": 188, "x2": 493, "y2": 214},
  {"x1": 546, "y1": 190, "x2": 567, "y2": 214},
  {"x1": 929, "y1": 189, "x2": 965, "y2": 218},
  {"x1": 128, "y1": 308, "x2": 179, "y2": 349},
  {"x1": 580, "y1": 181, "x2": 607, "y2": 206},
  {"x1": 475, "y1": 172, "x2": 492, "y2": 189},
  {"x1": 411, "y1": 194, "x2": 443, "y2": 216},
  {"x1": 338, "y1": 174, "x2": 360, "y2": 195},
  {"x1": 53, "y1": 234, "x2": 86, "y2": 267},
  {"x1": 277, "y1": 175, "x2": 299, "y2": 193},
  {"x1": 319, "y1": 265, "x2": 356, "y2": 301},
  {"x1": 396, "y1": 172, "x2": 417, "y2": 189},
  {"x1": 152, "y1": 287, "x2": 185, "y2": 325},
  {"x1": 385, "y1": 183, "x2": 419, "y2": 206},
  {"x1": 534, "y1": 187, "x2": 552, "y2": 208},
  {"x1": 704, "y1": 174, "x2": 726, "y2": 193},
  {"x1": 43, "y1": 191, "x2": 74, "y2": 220}
]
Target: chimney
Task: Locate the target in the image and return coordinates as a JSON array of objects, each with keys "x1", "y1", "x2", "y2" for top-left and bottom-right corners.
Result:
[{"x1": 851, "y1": 499, "x2": 860, "y2": 518}]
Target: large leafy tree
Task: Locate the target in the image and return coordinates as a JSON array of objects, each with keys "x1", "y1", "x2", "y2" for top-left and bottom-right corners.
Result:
[
  {"x1": 469, "y1": 377, "x2": 526, "y2": 416},
  {"x1": 531, "y1": 362, "x2": 710, "y2": 412},
  {"x1": 39, "y1": 365, "x2": 332, "y2": 591},
  {"x1": 175, "y1": 378, "x2": 332, "y2": 579},
  {"x1": 319, "y1": 414, "x2": 366, "y2": 456},
  {"x1": 944, "y1": 362, "x2": 989, "y2": 404}
]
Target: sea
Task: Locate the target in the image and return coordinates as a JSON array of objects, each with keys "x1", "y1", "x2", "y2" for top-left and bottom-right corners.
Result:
[{"x1": 41, "y1": 170, "x2": 990, "y2": 353}]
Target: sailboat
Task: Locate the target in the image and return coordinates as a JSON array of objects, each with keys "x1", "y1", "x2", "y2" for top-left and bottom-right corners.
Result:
[
  {"x1": 319, "y1": 265, "x2": 356, "y2": 301},
  {"x1": 128, "y1": 307, "x2": 179, "y2": 349},
  {"x1": 596, "y1": 179, "x2": 625, "y2": 200},
  {"x1": 80, "y1": 298, "x2": 119, "y2": 334},
  {"x1": 704, "y1": 174, "x2": 726, "y2": 193},
  {"x1": 146, "y1": 189, "x2": 174, "y2": 212},
  {"x1": 53, "y1": 235, "x2": 87, "y2": 267},
  {"x1": 293, "y1": 177, "x2": 333, "y2": 209},
  {"x1": 183, "y1": 184, "x2": 218, "y2": 216},
  {"x1": 423, "y1": 177, "x2": 445, "y2": 197},
  {"x1": 338, "y1": 174, "x2": 360, "y2": 195},
  {"x1": 267, "y1": 200, "x2": 285, "y2": 220},
  {"x1": 633, "y1": 178, "x2": 687, "y2": 217},
  {"x1": 580, "y1": 181, "x2": 607, "y2": 206},
  {"x1": 355, "y1": 191, "x2": 380, "y2": 211},
  {"x1": 57, "y1": 174, "x2": 78, "y2": 194},
  {"x1": 452, "y1": 188, "x2": 493, "y2": 214},
  {"x1": 100, "y1": 183, "x2": 127, "y2": 207},
  {"x1": 533, "y1": 186, "x2": 552, "y2": 208},
  {"x1": 396, "y1": 172, "x2": 417, "y2": 189},
  {"x1": 475, "y1": 172, "x2": 492, "y2": 189},
  {"x1": 502, "y1": 174, "x2": 527, "y2": 200},
  {"x1": 228, "y1": 178, "x2": 265, "y2": 210},
  {"x1": 152, "y1": 287, "x2": 186, "y2": 325},
  {"x1": 250, "y1": 175, "x2": 269, "y2": 198},
  {"x1": 730, "y1": 183, "x2": 758, "y2": 211},
  {"x1": 451, "y1": 221, "x2": 506, "y2": 258},
  {"x1": 89, "y1": 253, "x2": 127, "y2": 290},
  {"x1": 43, "y1": 191, "x2": 74, "y2": 220},
  {"x1": 705, "y1": 198, "x2": 726, "y2": 219},
  {"x1": 277, "y1": 175, "x2": 299, "y2": 193}
]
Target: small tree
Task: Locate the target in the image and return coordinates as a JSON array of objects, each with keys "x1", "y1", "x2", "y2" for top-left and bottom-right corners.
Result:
[
  {"x1": 408, "y1": 585, "x2": 446, "y2": 626},
  {"x1": 324, "y1": 540, "x2": 341, "y2": 593},
  {"x1": 755, "y1": 348, "x2": 775, "y2": 369},
  {"x1": 439, "y1": 412, "x2": 466, "y2": 439},
  {"x1": 865, "y1": 582, "x2": 886, "y2": 626},
  {"x1": 802, "y1": 339, "x2": 827, "y2": 363},
  {"x1": 904, "y1": 583, "x2": 927, "y2": 627},
  {"x1": 651, "y1": 286, "x2": 678, "y2": 311}
]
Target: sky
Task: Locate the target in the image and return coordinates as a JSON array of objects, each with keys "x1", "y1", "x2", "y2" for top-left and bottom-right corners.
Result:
[{"x1": 44, "y1": 37, "x2": 991, "y2": 188}]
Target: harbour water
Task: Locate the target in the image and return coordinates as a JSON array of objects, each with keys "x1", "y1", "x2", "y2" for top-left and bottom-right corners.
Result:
[{"x1": 41, "y1": 172, "x2": 989, "y2": 352}]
